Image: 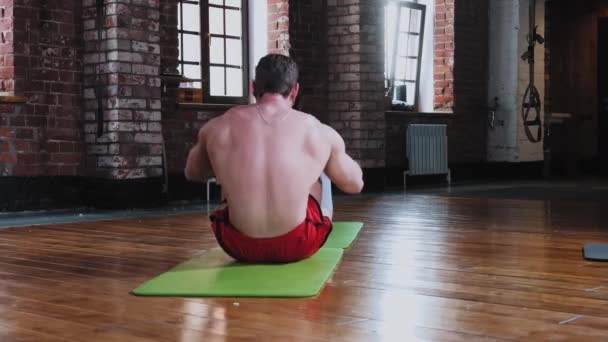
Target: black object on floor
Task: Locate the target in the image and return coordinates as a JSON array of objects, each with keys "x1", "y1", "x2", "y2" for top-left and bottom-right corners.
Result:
[{"x1": 582, "y1": 244, "x2": 608, "y2": 261}]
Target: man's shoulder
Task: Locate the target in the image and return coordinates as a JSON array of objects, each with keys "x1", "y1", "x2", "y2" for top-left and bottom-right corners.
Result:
[
  {"x1": 296, "y1": 112, "x2": 335, "y2": 135},
  {"x1": 292, "y1": 109, "x2": 324, "y2": 128},
  {"x1": 294, "y1": 111, "x2": 335, "y2": 150},
  {"x1": 206, "y1": 105, "x2": 251, "y2": 127},
  {"x1": 217, "y1": 104, "x2": 249, "y2": 119}
]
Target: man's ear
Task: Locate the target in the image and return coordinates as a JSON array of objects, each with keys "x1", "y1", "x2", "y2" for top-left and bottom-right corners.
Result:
[
  {"x1": 250, "y1": 80, "x2": 256, "y2": 98},
  {"x1": 289, "y1": 82, "x2": 300, "y2": 104}
]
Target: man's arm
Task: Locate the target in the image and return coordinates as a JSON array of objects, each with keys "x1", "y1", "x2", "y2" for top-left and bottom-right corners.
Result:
[
  {"x1": 184, "y1": 121, "x2": 214, "y2": 182},
  {"x1": 323, "y1": 125, "x2": 364, "y2": 194}
]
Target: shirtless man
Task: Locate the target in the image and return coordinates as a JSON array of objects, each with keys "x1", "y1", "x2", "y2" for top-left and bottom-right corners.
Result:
[{"x1": 185, "y1": 54, "x2": 363, "y2": 263}]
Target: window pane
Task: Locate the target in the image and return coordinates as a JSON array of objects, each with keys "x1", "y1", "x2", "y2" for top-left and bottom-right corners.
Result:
[
  {"x1": 385, "y1": 3, "x2": 398, "y2": 78},
  {"x1": 210, "y1": 37, "x2": 225, "y2": 64},
  {"x1": 406, "y1": 58, "x2": 417, "y2": 79},
  {"x1": 209, "y1": 7, "x2": 224, "y2": 35},
  {"x1": 399, "y1": 34, "x2": 420, "y2": 57},
  {"x1": 225, "y1": 0, "x2": 241, "y2": 8},
  {"x1": 182, "y1": 3, "x2": 200, "y2": 32},
  {"x1": 225, "y1": 38, "x2": 242, "y2": 66},
  {"x1": 183, "y1": 34, "x2": 201, "y2": 64},
  {"x1": 407, "y1": 7, "x2": 422, "y2": 33},
  {"x1": 393, "y1": 81, "x2": 407, "y2": 102},
  {"x1": 210, "y1": 66, "x2": 225, "y2": 96},
  {"x1": 395, "y1": 58, "x2": 416, "y2": 80},
  {"x1": 209, "y1": 0, "x2": 222, "y2": 4},
  {"x1": 177, "y1": 3, "x2": 181, "y2": 28},
  {"x1": 399, "y1": 34, "x2": 419, "y2": 57},
  {"x1": 395, "y1": 59, "x2": 406, "y2": 80},
  {"x1": 385, "y1": 3, "x2": 425, "y2": 108},
  {"x1": 183, "y1": 64, "x2": 202, "y2": 88},
  {"x1": 393, "y1": 81, "x2": 414, "y2": 105},
  {"x1": 406, "y1": 82, "x2": 415, "y2": 104},
  {"x1": 226, "y1": 68, "x2": 243, "y2": 97},
  {"x1": 225, "y1": 9, "x2": 242, "y2": 36},
  {"x1": 401, "y1": 8, "x2": 412, "y2": 32}
]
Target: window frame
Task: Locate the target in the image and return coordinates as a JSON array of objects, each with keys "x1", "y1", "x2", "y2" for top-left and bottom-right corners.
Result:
[
  {"x1": 385, "y1": 0, "x2": 426, "y2": 110},
  {"x1": 177, "y1": 0, "x2": 250, "y2": 104}
]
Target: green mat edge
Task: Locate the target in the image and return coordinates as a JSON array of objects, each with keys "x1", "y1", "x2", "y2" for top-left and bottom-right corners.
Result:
[
  {"x1": 131, "y1": 249, "x2": 344, "y2": 298},
  {"x1": 324, "y1": 221, "x2": 364, "y2": 249}
]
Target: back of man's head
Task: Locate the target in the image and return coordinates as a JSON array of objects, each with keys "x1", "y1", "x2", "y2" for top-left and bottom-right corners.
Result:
[{"x1": 254, "y1": 54, "x2": 299, "y2": 98}]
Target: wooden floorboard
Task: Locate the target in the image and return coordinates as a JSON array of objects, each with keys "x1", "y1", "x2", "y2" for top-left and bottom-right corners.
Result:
[{"x1": 1, "y1": 190, "x2": 608, "y2": 341}]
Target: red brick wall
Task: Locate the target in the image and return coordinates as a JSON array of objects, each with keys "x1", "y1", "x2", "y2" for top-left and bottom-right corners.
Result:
[
  {"x1": 449, "y1": 0, "x2": 488, "y2": 162},
  {"x1": 140, "y1": 0, "x2": 489, "y2": 185},
  {"x1": 289, "y1": 0, "x2": 328, "y2": 122},
  {"x1": 160, "y1": 1, "x2": 179, "y2": 76},
  {"x1": 383, "y1": 0, "x2": 489, "y2": 168},
  {"x1": 0, "y1": 1, "x2": 15, "y2": 94},
  {"x1": 161, "y1": 0, "x2": 331, "y2": 175},
  {"x1": 159, "y1": 1, "x2": 224, "y2": 174},
  {"x1": 5, "y1": 0, "x2": 83, "y2": 176},
  {"x1": 163, "y1": 109, "x2": 224, "y2": 173},
  {"x1": 83, "y1": 0, "x2": 163, "y2": 180},
  {"x1": 326, "y1": 0, "x2": 386, "y2": 169},
  {"x1": 0, "y1": 101, "x2": 19, "y2": 176},
  {"x1": 434, "y1": 0, "x2": 454, "y2": 111},
  {"x1": 1, "y1": 0, "x2": 491, "y2": 182},
  {"x1": 268, "y1": 0, "x2": 289, "y2": 55},
  {"x1": 0, "y1": 1, "x2": 24, "y2": 176}
]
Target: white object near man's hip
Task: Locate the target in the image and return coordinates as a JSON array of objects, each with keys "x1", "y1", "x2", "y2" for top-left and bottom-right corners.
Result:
[{"x1": 320, "y1": 172, "x2": 333, "y2": 218}]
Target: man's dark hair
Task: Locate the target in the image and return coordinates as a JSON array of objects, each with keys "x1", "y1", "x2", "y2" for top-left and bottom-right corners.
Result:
[{"x1": 254, "y1": 54, "x2": 299, "y2": 98}]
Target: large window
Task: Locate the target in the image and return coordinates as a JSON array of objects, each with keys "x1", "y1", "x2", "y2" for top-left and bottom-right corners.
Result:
[
  {"x1": 385, "y1": 0, "x2": 426, "y2": 110},
  {"x1": 177, "y1": 0, "x2": 249, "y2": 103}
]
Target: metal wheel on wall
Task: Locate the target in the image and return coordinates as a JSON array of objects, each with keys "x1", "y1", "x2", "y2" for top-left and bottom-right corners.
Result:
[{"x1": 521, "y1": 0, "x2": 544, "y2": 144}]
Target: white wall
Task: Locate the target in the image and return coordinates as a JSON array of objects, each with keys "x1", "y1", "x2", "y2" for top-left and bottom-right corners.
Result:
[
  {"x1": 487, "y1": 0, "x2": 545, "y2": 162},
  {"x1": 516, "y1": 0, "x2": 544, "y2": 162},
  {"x1": 487, "y1": 0, "x2": 519, "y2": 162},
  {"x1": 248, "y1": 1, "x2": 268, "y2": 102}
]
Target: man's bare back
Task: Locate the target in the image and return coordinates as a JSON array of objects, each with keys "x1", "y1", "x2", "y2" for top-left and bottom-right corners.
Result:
[
  {"x1": 186, "y1": 101, "x2": 363, "y2": 238},
  {"x1": 185, "y1": 54, "x2": 363, "y2": 243}
]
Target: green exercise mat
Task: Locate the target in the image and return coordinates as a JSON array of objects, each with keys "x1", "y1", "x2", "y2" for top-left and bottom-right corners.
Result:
[
  {"x1": 131, "y1": 221, "x2": 363, "y2": 297},
  {"x1": 324, "y1": 221, "x2": 364, "y2": 249},
  {"x1": 132, "y1": 247, "x2": 343, "y2": 297}
]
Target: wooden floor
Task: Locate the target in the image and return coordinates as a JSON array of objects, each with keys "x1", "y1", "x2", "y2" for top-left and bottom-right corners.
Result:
[{"x1": 2, "y1": 187, "x2": 608, "y2": 341}]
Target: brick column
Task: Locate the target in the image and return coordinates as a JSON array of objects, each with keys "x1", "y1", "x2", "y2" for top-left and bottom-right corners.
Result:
[
  {"x1": 0, "y1": 1, "x2": 17, "y2": 176},
  {"x1": 326, "y1": 0, "x2": 385, "y2": 169},
  {"x1": 0, "y1": 1, "x2": 15, "y2": 94},
  {"x1": 82, "y1": 0, "x2": 162, "y2": 180},
  {"x1": 0, "y1": 101, "x2": 19, "y2": 176},
  {"x1": 451, "y1": 0, "x2": 489, "y2": 162},
  {"x1": 268, "y1": 0, "x2": 289, "y2": 55},
  {"x1": 289, "y1": 0, "x2": 328, "y2": 122},
  {"x1": 434, "y1": 0, "x2": 454, "y2": 111}
]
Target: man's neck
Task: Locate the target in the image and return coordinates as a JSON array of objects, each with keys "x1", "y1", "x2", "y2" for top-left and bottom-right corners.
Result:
[{"x1": 256, "y1": 94, "x2": 293, "y2": 110}]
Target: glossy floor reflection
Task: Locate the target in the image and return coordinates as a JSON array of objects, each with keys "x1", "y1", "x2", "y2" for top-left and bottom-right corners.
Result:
[{"x1": 1, "y1": 184, "x2": 608, "y2": 341}]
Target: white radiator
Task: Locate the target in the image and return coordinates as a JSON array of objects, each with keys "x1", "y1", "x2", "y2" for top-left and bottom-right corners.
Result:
[{"x1": 404, "y1": 124, "x2": 451, "y2": 188}]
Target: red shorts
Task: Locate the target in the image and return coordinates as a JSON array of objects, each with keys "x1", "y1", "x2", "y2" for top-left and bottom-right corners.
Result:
[{"x1": 210, "y1": 196, "x2": 332, "y2": 263}]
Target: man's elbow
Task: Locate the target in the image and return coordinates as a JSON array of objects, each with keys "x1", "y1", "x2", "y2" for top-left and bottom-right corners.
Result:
[
  {"x1": 343, "y1": 178, "x2": 364, "y2": 194},
  {"x1": 349, "y1": 168, "x2": 364, "y2": 193},
  {"x1": 184, "y1": 167, "x2": 202, "y2": 182},
  {"x1": 184, "y1": 169, "x2": 195, "y2": 182}
]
